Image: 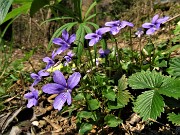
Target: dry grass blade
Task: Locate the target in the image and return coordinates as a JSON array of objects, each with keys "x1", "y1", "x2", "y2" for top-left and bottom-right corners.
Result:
[{"x1": 1, "y1": 107, "x2": 23, "y2": 134}]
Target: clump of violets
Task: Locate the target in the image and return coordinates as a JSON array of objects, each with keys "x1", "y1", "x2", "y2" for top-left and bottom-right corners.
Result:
[
  {"x1": 53, "y1": 29, "x2": 76, "y2": 56},
  {"x1": 31, "y1": 70, "x2": 49, "y2": 86},
  {"x1": 85, "y1": 20, "x2": 134, "y2": 46},
  {"x1": 85, "y1": 27, "x2": 110, "y2": 46},
  {"x1": 105, "y1": 20, "x2": 134, "y2": 35},
  {"x1": 42, "y1": 70, "x2": 81, "y2": 111},
  {"x1": 24, "y1": 87, "x2": 38, "y2": 108},
  {"x1": 142, "y1": 14, "x2": 169, "y2": 35},
  {"x1": 99, "y1": 48, "x2": 110, "y2": 58}
]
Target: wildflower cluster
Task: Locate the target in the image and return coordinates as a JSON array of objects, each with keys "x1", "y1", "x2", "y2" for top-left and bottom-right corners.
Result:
[
  {"x1": 24, "y1": 29, "x2": 81, "y2": 110},
  {"x1": 24, "y1": 14, "x2": 170, "y2": 113}
]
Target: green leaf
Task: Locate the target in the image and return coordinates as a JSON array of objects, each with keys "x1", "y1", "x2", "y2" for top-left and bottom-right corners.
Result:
[
  {"x1": 107, "y1": 101, "x2": 123, "y2": 109},
  {"x1": 1, "y1": 15, "x2": 19, "y2": 38},
  {"x1": 88, "y1": 99, "x2": 100, "y2": 111},
  {"x1": 10, "y1": 74, "x2": 18, "y2": 81},
  {"x1": 14, "y1": 0, "x2": 33, "y2": 3},
  {"x1": 83, "y1": 25, "x2": 92, "y2": 33},
  {"x1": 66, "y1": 22, "x2": 77, "y2": 31},
  {"x1": 117, "y1": 90, "x2": 132, "y2": 107},
  {"x1": 128, "y1": 71, "x2": 165, "y2": 89},
  {"x1": 40, "y1": 16, "x2": 74, "y2": 25},
  {"x1": 3, "y1": 2, "x2": 31, "y2": 24},
  {"x1": 0, "y1": 103, "x2": 5, "y2": 111},
  {"x1": 102, "y1": 88, "x2": 116, "y2": 101},
  {"x1": 118, "y1": 75, "x2": 128, "y2": 90},
  {"x1": 74, "y1": 93, "x2": 84, "y2": 101},
  {"x1": 75, "y1": 24, "x2": 85, "y2": 62},
  {"x1": 77, "y1": 111, "x2": 96, "y2": 121},
  {"x1": 134, "y1": 90, "x2": 164, "y2": 121},
  {"x1": 167, "y1": 57, "x2": 180, "y2": 77},
  {"x1": 0, "y1": 87, "x2": 5, "y2": 96},
  {"x1": 143, "y1": 42, "x2": 155, "y2": 56},
  {"x1": 168, "y1": 112, "x2": 180, "y2": 125},
  {"x1": 0, "y1": 0, "x2": 14, "y2": 25},
  {"x1": 165, "y1": 45, "x2": 180, "y2": 54},
  {"x1": 84, "y1": 1, "x2": 97, "y2": 20},
  {"x1": 117, "y1": 75, "x2": 132, "y2": 107},
  {"x1": 158, "y1": 78, "x2": 180, "y2": 99},
  {"x1": 30, "y1": 0, "x2": 49, "y2": 17},
  {"x1": 79, "y1": 123, "x2": 92, "y2": 134},
  {"x1": 104, "y1": 114, "x2": 122, "y2": 127},
  {"x1": 52, "y1": 3, "x2": 79, "y2": 21},
  {"x1": 86, "y1": 22, "x2": 99, "y2": 29},
  {"x1": 85, "y1": 13, "x2": 96, "y2": 22}
]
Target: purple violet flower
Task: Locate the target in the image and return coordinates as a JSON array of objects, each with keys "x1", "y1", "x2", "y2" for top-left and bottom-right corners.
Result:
[
  {"x1": 135, "y1": 28, "x2": 144, "y2": 38},
  {"x1": 43, "y1": 57, "x2": 55, "y2": 69},
  {"x1": 42, "y1": 71, "x2": 81, "y2": 111},
  {"x1": 64, "y1": 51, "x2": 75, "y2": 66},
  {"x1": 85, "y1": 27, "x2": 110, "y2": 46},
  {"x1": 99, "y1": 48, "x2": 110, "y2": 58},
  {"x1": 142, "y1": 14, "x2": 169, "y2": 35},
  {"x1": 31, "y1": 70, "x2": 49, "y2": 86},
  {"x1": 24, "y1": 87, "x2": 38, "y2": 108},
  {"x1": 52, "y1": 29, "x2": 76, "y2": 56},
  {"x1": 105, "y1": 20, "x2": 134, "y2": 35}
]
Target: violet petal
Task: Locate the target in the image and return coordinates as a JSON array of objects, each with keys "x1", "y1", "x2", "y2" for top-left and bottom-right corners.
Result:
[
  {"x1": 62, "y1": 30, "x2": 69, "y2": 42},
  {"x1": 55, "y1": 44, "x2": 69, "y2": 55},
  {"x1": 121, "y1": 21, "x2": 134, "y2": 28},
  {"x1": 30, "y1": 73, "x2": 38, "y2": 79},
  {"x1": 53, "y1": 38, "x2": 66, "y2": 45},
  {"x1": 66, "y1": 92, "x2": 72, "y2": 105},
  {"x1": 152, "y1": 14, "x2": 159, "y2": 24},
  {"x1": 67, "y1": 72, "x2": 81, "y2": 89},
  {"x1": 27, "y1": 98, "x2": 38, "y2": 108},
  {"x1": 68, "y1": 34, "x2": 76, "y2": 44},
  {"x1": 89, "y1": 38, "x2": 99, "y2": 46},
  {"x1": 53, "y1": 70, "x2": 66, "y2": 86},
  {"x1": 146, "y1": 28, "x2": 156, "y2": 35},
  {"x1": 157, "y1": 16, "x2": 169, "y2": 24},
  {"x1": 85, "y1": 33, "x2": 97, "y2": 39},
  {"x1": 32, "y1": 90, "x2": 38, "y2": 99},
  {"x1": 53, "y1": 92, "x2": 67, "y2": 110},
  {"x1": 96, "y1": 27, "x2": 110, "y2": 35},
  {"x1": 33, "y1": 78, "x2": 41, "y2": 86},
  {"x1": 110, "y1": 27, "x2": 120, "y2": 35},
  {"x1": 142, "y1": 23, "x2": 153, "y2": 28},
  {"x1": 24, "y1": 92, "x2": 34, "y2": 99},
  {"x1": 105, "y1": 20, "x2": 120, "y2": 27},
  {"x1": 43, "y1": 57, "x2": 52, "y2": 63},
  {"x1": 38, "y1": 70, "x2": 49, "y2": 77},
  {"x1": 42, "y1": 83, "x2": 65, "y2": 94}
]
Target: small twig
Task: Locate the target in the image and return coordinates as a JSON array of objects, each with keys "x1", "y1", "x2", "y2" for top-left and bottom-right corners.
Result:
[
  {"x1": 28, "y1": 60, "x2": 36, "y2": 73},
  {"x1": 163, "y1": 14, "x2": 180, "y2": 24},
  {"x1": 27, "y1": 18, "x2": 32, "y2": 44},
  {"x1": 148, "y1": 118, "x2": 176, "y2": 131}
]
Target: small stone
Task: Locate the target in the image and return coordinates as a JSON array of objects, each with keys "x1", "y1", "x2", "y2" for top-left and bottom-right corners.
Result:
[{"x1": 32, "y1": 121, "x2": 39, "y2": 126}]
